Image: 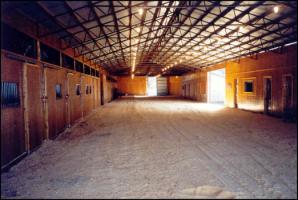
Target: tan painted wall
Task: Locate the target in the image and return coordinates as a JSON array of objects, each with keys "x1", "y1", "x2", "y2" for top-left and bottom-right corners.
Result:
[
  {"x1": 117, "y1": 76, "x2": 147, "y2": 95},
  {"x1": 225, "y1": 45, "x2": 297, "y2": 116},
  {"x1": 181, "y1": 44, "x2": 297, "y2": 117},
  {"x1": 168, "y1": 76, "x2": 182, "y2": 96},
  {"x1": 181, "y1": 72, "x2": 200, "y2": 100}
]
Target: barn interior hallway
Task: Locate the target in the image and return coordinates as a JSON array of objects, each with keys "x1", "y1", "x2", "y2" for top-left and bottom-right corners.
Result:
[{"x1": 1, "y1": 97, "x2": 296, "y2": 199}]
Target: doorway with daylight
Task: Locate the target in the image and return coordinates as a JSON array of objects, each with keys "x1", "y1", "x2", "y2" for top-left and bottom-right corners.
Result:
[
  {"x1": 147, "y1": 76, "x2": 157, "y2": 96},
  {"x1": 207, "y1": 68, "x2": 226, "y2": 104}
]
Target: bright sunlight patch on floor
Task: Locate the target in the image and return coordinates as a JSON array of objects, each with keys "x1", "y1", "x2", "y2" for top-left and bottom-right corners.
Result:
[{"x1": 194, "y1": 103, "x2": 225, "y2": 112}]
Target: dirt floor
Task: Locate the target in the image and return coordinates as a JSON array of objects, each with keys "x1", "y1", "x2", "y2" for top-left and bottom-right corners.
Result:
[{"x1": 1, "y1": 97, "x2": 297, "y2": 199}]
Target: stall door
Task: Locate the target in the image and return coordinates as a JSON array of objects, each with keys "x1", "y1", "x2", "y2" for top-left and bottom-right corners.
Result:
[
  {"x1": 68, "y1": 73, "x2": 82, "y2": 124},
  {"x1": 46, "y1": 68, "x2": 67, "y2": 139},
  {"x1": 157, "y1": 77, "x2": 168, "y2": 96},
  {"x1": 25, "y1": 64, "x2": 44, "y2": 150},
  {"x1": 1, "y1": 63, "x2": 26, "y2": 168}
]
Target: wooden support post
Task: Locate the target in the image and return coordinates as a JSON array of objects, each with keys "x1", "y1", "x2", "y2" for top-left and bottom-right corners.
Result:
[
  {"x1": 43, "y1": 67, "x2": 49, "y2": 139},
  {"x1": 23, "y1": 63, "x2": 30, "y2": 152},
  {"x1": 37, "y1": 40, "x2": 49, "y2": 139},
  {"x1": 66, "y1": 72, "x2": 72, "y2": 128},
  {"x1": 60, "y1": 52, "x2": 62, "y2": 67},
  {"x1": 80, "y1": 75, "x2": 84, "y2": 118}
]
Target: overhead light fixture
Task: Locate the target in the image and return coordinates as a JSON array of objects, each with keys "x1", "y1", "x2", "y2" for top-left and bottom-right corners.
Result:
[
  {"x1": 139, "y1": 8, "x2": 143, "y2": 15},
  {"x1": 136, "y1": 27, "x2": 141, "y2": 33},
  {"x1": 273, "y1": 6, "x2": 279, "y2": 13}
]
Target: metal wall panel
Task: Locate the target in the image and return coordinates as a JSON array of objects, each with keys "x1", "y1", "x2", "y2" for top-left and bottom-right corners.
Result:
[{"x1": 157, "y1": 77, "x2": 168, "y2": 96}]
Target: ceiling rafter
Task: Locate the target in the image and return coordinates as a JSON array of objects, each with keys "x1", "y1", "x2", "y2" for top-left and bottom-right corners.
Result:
[
  {"x1": 109, "y1": 0, "x2": 126, "y2": 68},
  {"x1": 182, "y1": 9, "x2": 297, "y2": 67},
  {"x1": 87, "y1": 1, "x2": 122, "y2": 70},
  {"x1": 7, "y1": 1, "x2": 297, "y2": 76},
  {"x1": 35, "y1": 1, "x2": 102, "y2": 67},
  {"x1": 139, "y1": 1, "x2": 163, "y2": 74},
  {"x1": 73, "y1": 11, "x2": 169, "y2": 54},
  {"x1": 143, "y1": 1, "x2": 188, "y2": 65},
  {"x1": 159, "y1": 1, "x2": 242, "y2": 66},
  {"x1": 155, "y1": 1, "x2": 221, "y2": 66}
]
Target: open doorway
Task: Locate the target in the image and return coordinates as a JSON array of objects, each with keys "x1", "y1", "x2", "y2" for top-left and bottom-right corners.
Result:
[
  {"x1": 207, "y1": 68, "x2": 225, "y2": 104},
  {"x1": 147, "y1": 76, "x2": 157, "y2": 96}
]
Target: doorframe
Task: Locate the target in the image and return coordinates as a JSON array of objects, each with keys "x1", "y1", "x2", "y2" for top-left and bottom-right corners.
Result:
[
  {"x1": 234, "y1": 78, "x2": 238, "y2": 108},
  {"x1": 100, "y1": 74, "x2": 104, "y2": 105},
  {"x1": 282, "y1": 74, "x2": 294, "y2": 111},
  {"x1": 263, "y1": 76, "x2": 272, "y2": 114}
]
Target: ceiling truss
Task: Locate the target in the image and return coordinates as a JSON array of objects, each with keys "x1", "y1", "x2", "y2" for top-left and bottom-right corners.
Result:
[{"x1": 3, "y1": 1, "x2": 297, "y2": 76}]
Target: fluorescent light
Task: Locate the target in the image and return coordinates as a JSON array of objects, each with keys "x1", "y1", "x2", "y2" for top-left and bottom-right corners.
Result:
[
  {"x1": 138, "y1": 8, "x2": 143, "y2": 15},
  {"x1": 274, "y1": 6, "x2": 279, "y2": 13},
  {"x1": 285, "y1": 41, "x2": 297, "y2": 46}
]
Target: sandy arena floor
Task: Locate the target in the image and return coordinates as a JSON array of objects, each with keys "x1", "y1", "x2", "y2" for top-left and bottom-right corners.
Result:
[{"x1": 1, "y1": 97, "x2": 297, "y2": 199}]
